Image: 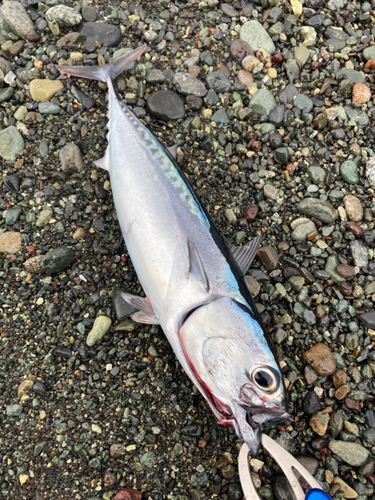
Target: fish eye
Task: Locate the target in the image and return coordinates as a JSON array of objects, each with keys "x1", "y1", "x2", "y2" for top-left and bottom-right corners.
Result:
[{"x1": 252, "y1": 367, "x2": 279, "y2": 392}]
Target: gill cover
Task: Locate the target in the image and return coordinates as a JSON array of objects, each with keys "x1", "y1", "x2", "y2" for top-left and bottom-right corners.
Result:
[{"x1": 179, "y1": 297, "x2": 288, "y2": 455}]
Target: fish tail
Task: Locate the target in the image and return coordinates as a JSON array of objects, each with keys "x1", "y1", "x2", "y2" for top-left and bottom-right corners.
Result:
[{"x1": 56, "y1": 44, "x2": 147, "y2": 83}]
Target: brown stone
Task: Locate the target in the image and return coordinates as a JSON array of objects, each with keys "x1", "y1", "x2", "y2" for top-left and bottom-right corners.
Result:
[
  {"x1": 337, "y1": 281, "x2": 353, "y2": 296},
  {"x1": 345, "y1": 397, "x2": 361, "y2": 412},
  {"x1": 335, "y1": 385, "x2": 350, "y2": 400},
  {"x1": 303, "y1": 343, "x2": 336, "y2": 376},
  {"x1": 103, "y1": 471, "x2": 117, "y2": 487},
  {"x1": 243, "y1": 205, "x2": 258, "y2": 222},
  {"x1": 313, "y1": 113, "x2": 327, "y2": 130},
  {"x1": 345, "y1": 221, "x2": 362, "y2": 238},
  {"x1": 332, "y1": 369, "x2": 348, "y2": 388},
  {"x1": 112, "y1": 489, "x2": 141, "y2": 500},
  {"x1": 230, "y1": 39, "x2": 253, "y2": 60},
  {"x1": 17, "y1": 378, "x2": 34, "y2": 397},
  {"x1": 277, "y1": 241, "x2": 290, "y2": 251},
  {"x1": 257, "y1": 246, "x2": 279, "y2": 271},
  {"x1": 365, "y1": 60, "x2": 375, "y2": 69},
  {"x1": 237, "y1": 69, "x2": 254, "y2": 86},
  {"x1": 336, "y1": 264, "x2": 355, "y2": 278},
  {"x1": 221, "y1": 464, "x2": 236, "y2": 479},
  {"x1": 109, "y1": 443, "x2": 126, "y2": 459},
  {"x1": 0, "y1": 231, "x2": 22, "y2": 254},
  {"x1": 316, "y1": 305, "x2": 325, "y2": 318},
  {"x1": 310, "y1": 411, "x2": 330, "y2": 436},
  {"x1": 352, "y1": 83, "x2": 371, "y2": 103}
]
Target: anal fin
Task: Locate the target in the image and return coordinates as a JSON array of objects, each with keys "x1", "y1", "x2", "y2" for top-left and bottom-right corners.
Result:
[
  {"x1": 230, "y1": 234, "x2": 263, "y2": 276},
  {"x1": 94, "y1": 146, "x2": 110, "y2": 171}
]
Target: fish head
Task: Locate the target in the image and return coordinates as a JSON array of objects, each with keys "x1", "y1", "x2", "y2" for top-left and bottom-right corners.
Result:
[{"x1": 179, "y1": 297, "x2": 290, "y2": 456}]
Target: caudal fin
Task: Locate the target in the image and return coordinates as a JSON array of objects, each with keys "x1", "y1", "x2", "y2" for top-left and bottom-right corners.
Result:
[{"x1": 56, "y1": 44, "x2": 147, "y2": 82}]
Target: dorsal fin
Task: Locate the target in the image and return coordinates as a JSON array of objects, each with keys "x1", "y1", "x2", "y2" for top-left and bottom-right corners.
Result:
[{"x1": 230, "y1": 234, "x2": 263, "y2": 276}]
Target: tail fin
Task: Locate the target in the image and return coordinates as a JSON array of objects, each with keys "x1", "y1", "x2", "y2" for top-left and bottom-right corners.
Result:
[{"x1": 56, "y1": 44, "x2": 147, "y2": 82}]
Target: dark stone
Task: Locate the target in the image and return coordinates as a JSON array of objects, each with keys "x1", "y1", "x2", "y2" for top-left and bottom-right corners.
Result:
[
  {"x1": 112, "y1": 288, "x2": 138, "y2": 322},
  {"x1": 0, "y1": 87, "x2": 14, "y2": 103},
  {"x1": 150, "y1": 490, "x2": 164, "y2": 500},
  {"x1": 310, "y1": 95, "x2": 325, "y2": 107},
  {"x1": 305, "y1": 14, "x2": 325, "y2": 30},
  {"x1": 200, "y1": 50, "x2": 213, "y2": 66},
  {"x1": 186, "y1": 95, "x2": 203, "y2": 111},
  {"x1": 201, "y1": 134, "x2": 215, "y2": 153},
  {"x1": 4, "y1": 174, "x2": 20, "y2": 192},
  {"x1": 71, "y1": 85, "x2": 96, "y2": 109},
  {"x1": 330, "y1": 128, "x2": 346, "y2": 140},
  {"x1": 303, "y1": 391, "x2": 321, "y2": 416},
  {"x1": 365, "y1": 409, "x2": 375, "y2": 428},
  {"x1": 205, "y1": 71, "x2": 231, "y2": 93},
  {"x1": 269, "y1": 105, "x2": 285, "y2": 126},
  {"x1": 78, "y1": 22, "x2": 122, "y2": 47},
  {"x1": 40, "y1": 247, "x2": 76, "y2": 274},
  {"x1": 274, "y1": 475, "x2": 295, "y2": 500},
  {"x1": 364, "y1": 428, "x2": 375, "y2": 445},
  {"x1": 54, "y1": 346, "x2": 73, "y2": 358},
  {"x1": 33, "y1": 381, "x2": 46, "y2": 396},
  {"x1": 279, "y1": 84, "x2": 298, "y2": 104},
  {"x1": 274, "y1": 147, "x2": 289, "y2": 164},
  {"x1": 359, "y1": 311, "x2": 375, "y2": 328},
  {"x1": 181, "y1": 424, "x2": 202, "y2": 437},
  {"x1": 269, "y1": 132, "x2": 283, "y2": 149},
  {"x1": 92, "y1": 218, "x2": 105, "y2": 232},
  {"x1": 147, "y1": 90, "x2": 185, "y2": 121},
  {"x1": 205, "y1": 89, "x2": 219, "y2": 106}
]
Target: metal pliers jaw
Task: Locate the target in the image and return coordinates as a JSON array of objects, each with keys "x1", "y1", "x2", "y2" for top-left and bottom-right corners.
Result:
[{"x1": 238, "y1": 434, "x2": 333, "y2": 500}]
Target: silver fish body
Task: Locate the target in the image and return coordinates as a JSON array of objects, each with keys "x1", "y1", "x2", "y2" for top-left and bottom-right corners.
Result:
[{"x1": 57, "y1": 45, "x2": 289, "y2": 455}]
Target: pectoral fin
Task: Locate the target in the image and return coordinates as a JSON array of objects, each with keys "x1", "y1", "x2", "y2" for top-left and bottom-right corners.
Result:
[
  {"x1": 120, "y1": 292, "x2": 160, "y2": 325},
  {"x1": 94, "y1": 147, "x2": 110, "y2": 171},
  {"x1": 230, "y1": 234, "x2": 263, "y2": 276},
  {"x1": 187, "y1": 238, "x2": 209, "y2": 292}
]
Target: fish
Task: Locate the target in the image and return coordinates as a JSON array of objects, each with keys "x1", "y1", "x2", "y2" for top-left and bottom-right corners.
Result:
[{"x1": 57, "y1": 44, "x2": 290, "y2": 456}]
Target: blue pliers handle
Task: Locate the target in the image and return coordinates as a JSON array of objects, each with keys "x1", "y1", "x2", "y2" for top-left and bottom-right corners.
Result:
[{"x1": 238, "y1": 434, "x2": 333, "y2": 500}]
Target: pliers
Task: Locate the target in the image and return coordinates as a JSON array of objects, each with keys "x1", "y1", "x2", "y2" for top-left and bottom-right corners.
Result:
[{"x1": 239, "y1": 434, "x2": 333, "y2": 500}]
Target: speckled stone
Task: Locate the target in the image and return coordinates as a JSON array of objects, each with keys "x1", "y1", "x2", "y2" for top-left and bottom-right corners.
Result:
[
  {"x1": 328, "y1": 441, "x2": 369, "y2": 466},
  {"x1": 0, "y1": 231, "x2": 22, "y2": 253}
]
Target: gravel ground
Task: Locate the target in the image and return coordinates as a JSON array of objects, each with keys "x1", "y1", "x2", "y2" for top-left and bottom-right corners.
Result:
[{"x1": 2, "y1": 0, "x2": 375, "y2": 499}]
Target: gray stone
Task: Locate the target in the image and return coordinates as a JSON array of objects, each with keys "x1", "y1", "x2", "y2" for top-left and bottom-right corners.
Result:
[
  {"x1": 205, "y1": 71, "x2": 231, "y2": 93},
  {"x1": 269, "y1": 105, "x2": 285, "y2": 126},
  {"x1": 279, "y1": 84, "x2": 298, "y2": 104},
  {"x1": 337, "y1": 69, "x2": 365, "y2": 84},
  {"x1": 1, "y1": 1, "x2": 35, "y2": 39},
  {"x1": 328, "y1": 440, "x2": 369, "y2": 466},
  {"x1": 147, "y1": 90, "x2": 185, "y2": 121},
  {"x1": 38, "y1": 102, "x2": 61, "y2": 114},
  {"x1": 327, "y1": 0, "x2": 347, "y2": 9},
  {"x1": 298, "y1": 198, "x2": 337, "y2": 224},
  {"x1": 40, "y1": 247, "x2": 76, "y2": 274},
  {"x1": 0, "y1": 87, "x2": 14, "y2": 103},
  {"x1": 173, "y1": 73, "x2": 207, "y2": 97},
  {"x1": 294, "y1": 94, "x2": 313, "y2": 113},
  {"x1": 249, "y1": 89, "x2": 276, "y2": 116},
  {"x1": 7, "y1": 404, "x2": 22, "y2": 417},
  {"x1": 6, "y1": 207, "x2": 22, "y2": 225},
  {"x1": 291, "y1": 221, "x2": 316, "y2": 241},
  {"x1": 363, "y1": 46, "x2": 375, "y2": 61},
  {"x1": 240, "y1": 20, "x2": 275, "y2": 55},
  {"x1": 307, "y1": 166, "x2": 325, "y2": 185},
  {"x1": 113, "y1": 289, "x2": 138, "y2": 322},
  {"x1": 344, "y1": 106, "x2": 369, "y2": 126},
  {"x1": 340, "y1": 160, "x2": 359, "y2": 184},
  {"x1": 79, "y1": 22, "x2": 122, "y2": 47},
  {"x1": 211, "y1": 109, "x2": 229, "y2": 124},
  {"x1": 0, "y1": 126, "x2": 24, "y2": 161},
  {"x1": 360, "y1": 311, "x2": 375, "y2": 328},
  {"x1": 325, "y1": 255, "x2": 345, "y2": 283},
  {"x1": 140, "y1": 451, "x2": 156, "y2": 469},
  {"x1": 59, "y1": 143, "x2": 84, "y2": 173}
]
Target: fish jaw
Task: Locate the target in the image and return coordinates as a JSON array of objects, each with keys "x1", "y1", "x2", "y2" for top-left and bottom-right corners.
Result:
[{"x1": 178, "y1": 296, "x2": 290, "y2": 455}]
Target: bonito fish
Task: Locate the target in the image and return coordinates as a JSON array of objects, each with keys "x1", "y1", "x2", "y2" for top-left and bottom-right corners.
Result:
[{"x1": 57, "y1": 45, "x2": 290, "y2": 455}]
